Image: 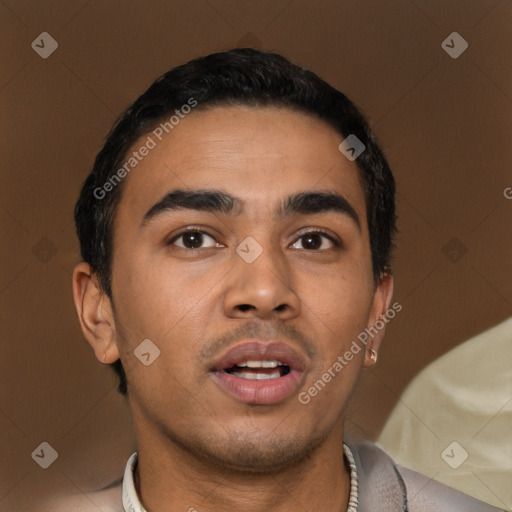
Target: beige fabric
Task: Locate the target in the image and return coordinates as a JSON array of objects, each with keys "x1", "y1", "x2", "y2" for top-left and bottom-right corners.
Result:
[{"x1": 378, "y1": 317, "x2": 512, "y2": 511}]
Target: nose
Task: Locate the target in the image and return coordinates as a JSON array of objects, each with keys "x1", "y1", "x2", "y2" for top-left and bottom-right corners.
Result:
[{"x1": 222, "y1": 242, "x2": 301, "y2": 321}]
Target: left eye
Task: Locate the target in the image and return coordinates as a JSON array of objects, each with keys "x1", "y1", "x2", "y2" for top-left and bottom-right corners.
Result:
[
  {"x1": 170, "y1": 230, "x2": 220, "y2": 249},
  {"x1": 290, "y1": 232, "x2": 336, "y2": 250}
]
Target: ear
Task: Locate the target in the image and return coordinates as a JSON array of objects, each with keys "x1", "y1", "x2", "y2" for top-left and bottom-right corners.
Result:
[
  {"x1": 72, "y1": 262, "x2": 120, "y2": 364},
  {"x1": 362, "y1": 273, "x2": 394, "y2": 368}
]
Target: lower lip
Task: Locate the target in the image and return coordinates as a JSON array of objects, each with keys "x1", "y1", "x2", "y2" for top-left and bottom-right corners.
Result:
[{"x1": 211, "y1": 370, "x2": 304, "y2": 405}]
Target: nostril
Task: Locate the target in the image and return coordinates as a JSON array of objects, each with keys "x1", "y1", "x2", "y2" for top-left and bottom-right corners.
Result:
[{"x1": 238, "y1": 304, "x2": 254, "y2": 312}]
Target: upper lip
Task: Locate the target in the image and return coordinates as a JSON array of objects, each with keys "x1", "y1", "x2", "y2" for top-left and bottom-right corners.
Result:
[{"x1": 210, "y1": 340, "x2": 307, "y2": 372}]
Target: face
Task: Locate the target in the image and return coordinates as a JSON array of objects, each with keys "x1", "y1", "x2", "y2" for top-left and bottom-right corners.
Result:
[{"x1": 75, "y1": 106, "x2": 392, "y2": 473}]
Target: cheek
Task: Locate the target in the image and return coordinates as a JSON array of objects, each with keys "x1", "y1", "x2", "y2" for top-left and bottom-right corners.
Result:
[
  {"x1": 112, "y1": 262, "x2": 211, "y2": 398},
  {"x1": 296, "y1": 261, "x2": 373, "y2": 335},
  {"x1": 111, "y1": 256, "x2": 226, "y2": 397},
  {"x1": 295, "y1": 259, "x2": 374, "y2": 401},
  {"x1": 297, "y1": 272, "x2": 369, "y2": 415},
  {"x1": 113, "y1": 253, "x2": 225, "y2": 341}
]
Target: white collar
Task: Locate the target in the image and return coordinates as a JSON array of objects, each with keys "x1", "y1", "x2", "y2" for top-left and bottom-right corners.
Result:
[
  {"x1": 122, "y1": 444, "x2": 358, "y2": 512},
  {"x1": 122, "y1": 452, "x2": 146, "y2": 512}
]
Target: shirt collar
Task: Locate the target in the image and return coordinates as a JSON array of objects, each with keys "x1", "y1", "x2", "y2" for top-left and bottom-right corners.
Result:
[
  {"x1": 122, "y1": 444, "x2": 359, "y2": 512},
  {"x1": 122, "y1": 452, "x2": 146, "y2": 512}
]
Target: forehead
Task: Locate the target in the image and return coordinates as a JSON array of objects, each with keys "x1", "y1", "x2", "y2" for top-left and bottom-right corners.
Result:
[{"x1": 115, "y1": 106, "x2": 366, "y2": 226}]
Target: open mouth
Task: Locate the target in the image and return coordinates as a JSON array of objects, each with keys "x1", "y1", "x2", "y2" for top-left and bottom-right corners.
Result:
[
  {"x1": 209, "y1": 339, "x2": 307, "y2": 404},
  {"x1": 223, "y1": 360, "x2": 292, "y2": 380}
]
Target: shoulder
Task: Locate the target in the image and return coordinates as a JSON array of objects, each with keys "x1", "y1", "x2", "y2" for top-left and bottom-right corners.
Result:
[
  {"x1": 347, "y1": 440, "x2": 505, "y2": 512},
  {"x1": 396, "y1": 464, "x2": 505, "y2": 512}
]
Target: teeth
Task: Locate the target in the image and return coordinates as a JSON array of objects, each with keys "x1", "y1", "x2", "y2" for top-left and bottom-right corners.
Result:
[
  {"x1": 230, "y1": 370, "x2": 281, "y2": 380},
  {"x1": 261, "y1": 360, "x2": 281, "y2": 368},
  {"x1": 240, "y1": 360, "x2": 283, "y2": 368}
]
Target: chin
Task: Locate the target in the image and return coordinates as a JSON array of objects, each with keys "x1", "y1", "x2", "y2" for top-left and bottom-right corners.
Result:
[{"x1": 192, "y1": 427, "x2": 325, "y2": 475}]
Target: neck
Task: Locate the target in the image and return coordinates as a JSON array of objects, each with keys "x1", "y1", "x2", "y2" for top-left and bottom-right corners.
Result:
[{"x1": 132, "y1": 420, "x2": 350, "y2": 512}]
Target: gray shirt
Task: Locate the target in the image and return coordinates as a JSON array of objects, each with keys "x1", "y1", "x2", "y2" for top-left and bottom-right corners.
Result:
[{"x1": 118, "y1": 439, "x2": 505, "y2": 511}]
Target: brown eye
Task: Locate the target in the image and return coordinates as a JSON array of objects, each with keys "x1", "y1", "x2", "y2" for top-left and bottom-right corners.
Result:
[
  {"x1": 170, "y1": 230, "x2": 218, "y2": 249},
  {"x1": 291, "y1": 231, "x2": 336, "y2": 250}
]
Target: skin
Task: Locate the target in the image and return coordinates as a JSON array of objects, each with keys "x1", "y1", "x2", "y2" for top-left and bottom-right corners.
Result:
[{"x1": 73, "y1": 106, "x2": 393, "y2": 512}]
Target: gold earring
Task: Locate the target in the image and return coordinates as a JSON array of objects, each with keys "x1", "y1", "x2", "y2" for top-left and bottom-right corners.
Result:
[{"x1": 370, "y1": 348, "x2": 378, "y2": 363}]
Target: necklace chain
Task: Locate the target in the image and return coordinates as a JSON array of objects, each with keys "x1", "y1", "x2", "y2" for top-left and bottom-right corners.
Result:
[{"x1": 344, "y1": 444, "x2": 359, "y2": 511}]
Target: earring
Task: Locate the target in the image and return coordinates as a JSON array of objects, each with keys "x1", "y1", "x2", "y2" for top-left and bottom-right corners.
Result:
[{"x1": 370, "y1": 348, "x2": 378, "y2": 363}]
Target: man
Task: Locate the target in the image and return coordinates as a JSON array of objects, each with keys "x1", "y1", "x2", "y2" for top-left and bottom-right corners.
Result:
[{"x1": 72, "y1": 49, "x2": 503, "y2": 511}]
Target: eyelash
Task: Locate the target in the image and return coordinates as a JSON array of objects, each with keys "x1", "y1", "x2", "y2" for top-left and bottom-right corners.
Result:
[
  {"x1": 294, "y1": 228, "x2": 342, "y2": 248},
  {"x1": 167, "y1": 226, "x2": 341, "y2": 250}
]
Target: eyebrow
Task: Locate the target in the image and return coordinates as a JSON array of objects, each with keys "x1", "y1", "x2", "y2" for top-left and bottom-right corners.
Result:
[{"x1": 140, "y1": 189, "x2": 361, "y2": 231}]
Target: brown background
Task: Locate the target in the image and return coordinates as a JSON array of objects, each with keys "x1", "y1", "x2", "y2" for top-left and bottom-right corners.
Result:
[{"x1": 1, "y1": 0, "x2": 511, "y2": 509}]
